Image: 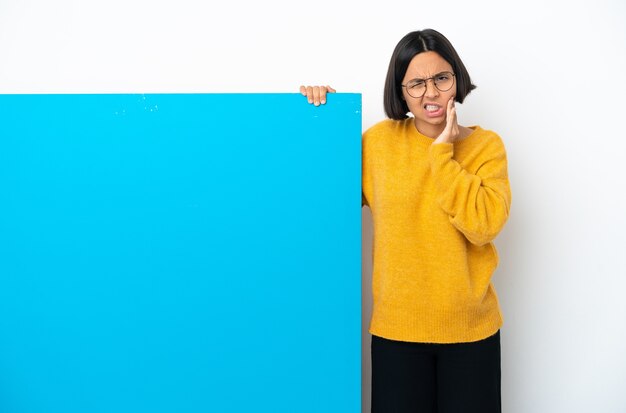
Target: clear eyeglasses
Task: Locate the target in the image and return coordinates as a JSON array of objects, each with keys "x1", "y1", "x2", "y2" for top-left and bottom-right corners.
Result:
[{"x1": 401, "y1": 71, "x2": 455, "y2": 98}]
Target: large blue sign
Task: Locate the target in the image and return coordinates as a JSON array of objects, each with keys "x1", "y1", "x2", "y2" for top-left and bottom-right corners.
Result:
[{"x1": 0, "y1": 93, "x2": 362, "y2": 412}]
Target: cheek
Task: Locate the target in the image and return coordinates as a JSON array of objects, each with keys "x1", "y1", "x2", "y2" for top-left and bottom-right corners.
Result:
[
  {"x1": 406, "y1": 100, "x2": 423, "y2": 116},
  {"x1": 401, "y1": 92, "x2": 418, "y2": 112}
]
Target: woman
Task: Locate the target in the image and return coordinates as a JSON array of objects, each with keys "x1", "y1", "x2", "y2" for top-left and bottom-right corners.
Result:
[{"x1": 301, "y1": 29, "x2": 511, "y2": 413}]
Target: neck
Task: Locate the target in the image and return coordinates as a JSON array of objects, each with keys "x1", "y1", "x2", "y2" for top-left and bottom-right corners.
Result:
[{"x1": 413, "y1": 118, "x2": 445, "y2": 140}]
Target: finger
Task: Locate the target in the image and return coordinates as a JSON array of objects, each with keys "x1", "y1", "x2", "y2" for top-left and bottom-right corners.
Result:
[
  {"x1": 445, "y1": 98, "x2": 453, "y2": 120},
  {"x1": 313, "y1": 86, "x2": 321, "y2": 106},
  {"x1": 452, "y1": 101, "x2": 459, "y2": 127},
  {"x1": 321, "y1": 86, "x2": 336, "y2": 104},
  {"x1": 306, "y1": 86, "x2": 313, "y2": 103},
  {"x1": 445, "y1": 113, "x2": 454, "y2": 135},
  {"x1": 449, "y1": 103, "x2": 459, "y2": 140},
  {"x1": 300, "y1": 85, "x2": 307, "y2": 96},
  {"x1": 320, "y1": 87, "x2": 327, "y2": 104},
  {"x1": 450, "y1": 106, "x2": 457, "y2": 129},
  {"x1": 444, "y1": 101, "x2": 456, "y2": 135},
  {"x1": 446, "y1": 98, "x2": 456, "y2": 123}
]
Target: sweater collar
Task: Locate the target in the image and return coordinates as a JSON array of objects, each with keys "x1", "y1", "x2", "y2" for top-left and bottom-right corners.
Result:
[{"x1": 404, "y1": 117, "x2": 482, "y2": 148}]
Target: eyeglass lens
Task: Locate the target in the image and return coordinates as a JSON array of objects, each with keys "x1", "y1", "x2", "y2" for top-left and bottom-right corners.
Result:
[{"x1": 406, "y1": 73, "x2": 454, "y2": 98}]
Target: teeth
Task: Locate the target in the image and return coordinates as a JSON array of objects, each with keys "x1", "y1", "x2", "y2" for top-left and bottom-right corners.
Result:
[{"x1": 425, "y1": 105, "x2": 440, "y2": 111}]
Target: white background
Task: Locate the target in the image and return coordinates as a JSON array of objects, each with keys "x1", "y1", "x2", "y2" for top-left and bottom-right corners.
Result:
[{"x1": 1, "y1": 0, "x2": 625, "y2": 411}]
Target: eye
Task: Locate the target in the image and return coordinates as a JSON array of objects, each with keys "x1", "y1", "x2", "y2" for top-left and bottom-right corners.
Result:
[
  {"x1": 408, "y1": 80, "x2": 425, "y2": 89},
  {"x1": 436, "y1": 74, "x2": 451, "y2": 81}
]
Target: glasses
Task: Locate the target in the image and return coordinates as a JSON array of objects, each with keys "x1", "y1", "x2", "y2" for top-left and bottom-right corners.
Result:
[{"x1": 401, "y1": 71, "x2": 455, "y2": 98}]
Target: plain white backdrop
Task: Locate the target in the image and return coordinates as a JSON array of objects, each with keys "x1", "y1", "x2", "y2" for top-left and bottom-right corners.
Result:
[{"x1": 1, "y1": 0, "x2": 625, "y2": 411}]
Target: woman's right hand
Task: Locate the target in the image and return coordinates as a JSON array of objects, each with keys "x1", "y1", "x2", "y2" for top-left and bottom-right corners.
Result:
[{"x1": 299, "y1": 85, "x2": 336, "y2": 106}]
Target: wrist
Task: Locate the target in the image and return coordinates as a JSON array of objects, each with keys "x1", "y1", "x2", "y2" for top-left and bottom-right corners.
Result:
[{"x1": 433, "y1": 137, "x2": 452, "y2": 145}]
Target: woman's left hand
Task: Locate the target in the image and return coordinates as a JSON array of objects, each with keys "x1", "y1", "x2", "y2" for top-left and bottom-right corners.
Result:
[{"x1": 433, "y1": 97, "x2": 459, "y2": 145}]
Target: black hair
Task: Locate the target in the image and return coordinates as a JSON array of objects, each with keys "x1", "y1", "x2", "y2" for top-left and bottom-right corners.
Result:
[{"x1": 383, "y1": 29, "x2": 477, "y2": 120}]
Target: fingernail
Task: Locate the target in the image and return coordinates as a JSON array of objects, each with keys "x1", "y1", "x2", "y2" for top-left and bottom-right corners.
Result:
[{"x1": 321, "y1": 100, "x2": 326, "y2": 104}]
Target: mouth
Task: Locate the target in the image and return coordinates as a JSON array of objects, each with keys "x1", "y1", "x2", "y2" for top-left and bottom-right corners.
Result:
[{"x1": 423, "y1": 103, "x2": 445, "y2": 117}]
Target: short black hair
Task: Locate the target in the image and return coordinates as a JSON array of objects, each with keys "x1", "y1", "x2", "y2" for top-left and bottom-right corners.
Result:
[{"x1": 383, "y1": 29, "x2": 477, "y2": 120}]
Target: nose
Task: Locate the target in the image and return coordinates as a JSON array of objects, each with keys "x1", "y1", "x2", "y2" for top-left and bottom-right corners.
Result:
[{"x1": 424, "y1": 79, "x2": 439, "y2": 98}]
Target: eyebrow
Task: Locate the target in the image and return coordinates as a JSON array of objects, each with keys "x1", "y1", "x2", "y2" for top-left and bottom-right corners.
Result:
[{"x1": 407, "y1": 71, "x2": 450, "y2": 82}]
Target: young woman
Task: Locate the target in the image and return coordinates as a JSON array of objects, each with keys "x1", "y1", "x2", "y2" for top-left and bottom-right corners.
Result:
[{"x1": 301, "y1": 29, "x2": 511, "y2": 413}]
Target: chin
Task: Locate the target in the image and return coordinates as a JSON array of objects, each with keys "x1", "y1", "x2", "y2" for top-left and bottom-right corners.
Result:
[{"x1": 418, "y1": 116, "x2": 446, "y2": 125}]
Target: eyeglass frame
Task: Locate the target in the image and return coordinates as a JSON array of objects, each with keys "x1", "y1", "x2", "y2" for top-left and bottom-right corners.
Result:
[{"x1": 401, "y1": 71, "x2": 456, "y2": 98}]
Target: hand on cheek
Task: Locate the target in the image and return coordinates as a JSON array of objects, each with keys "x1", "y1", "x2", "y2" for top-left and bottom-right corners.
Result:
[{"x1": 433, "y1": 96, "x2": 459, "y2": 144}]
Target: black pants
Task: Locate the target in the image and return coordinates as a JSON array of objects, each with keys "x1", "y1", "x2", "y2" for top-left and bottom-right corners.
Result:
[{"x1": 371, "y1": 330, "x2": 501, "y2": 413}]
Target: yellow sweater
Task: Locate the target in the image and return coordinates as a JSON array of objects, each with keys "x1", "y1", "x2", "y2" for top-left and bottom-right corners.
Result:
[{"x1": 362, "y1": 117, "x2": 512, "y2": 344}]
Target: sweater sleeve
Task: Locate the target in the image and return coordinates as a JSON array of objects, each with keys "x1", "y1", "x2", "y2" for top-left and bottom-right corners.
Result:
[
  {"x1": 427, "y1": 139, "x2": 511, "y2": 247},
  {"x1": 361, "y1": 130, "x2": 372, "y2": 209}
]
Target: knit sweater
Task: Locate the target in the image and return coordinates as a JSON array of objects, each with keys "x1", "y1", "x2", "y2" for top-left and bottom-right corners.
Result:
[{"x1": 361, "y1": 117, "x2": 512, "y2": 344}]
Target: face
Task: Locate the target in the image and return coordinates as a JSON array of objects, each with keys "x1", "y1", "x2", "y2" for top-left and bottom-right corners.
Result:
[{"x1": 401, "y1": 51, "x2": 456, "y2": 134}]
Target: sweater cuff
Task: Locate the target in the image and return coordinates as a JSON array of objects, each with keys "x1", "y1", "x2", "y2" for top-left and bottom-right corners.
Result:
[
  {"x1": 428, "y1": 142, "x2": 459, "y2": 195},
  {"x1": 428, "y1": 142, "x2": 454, "y2": 157},
  {"x1": 428, "y1": 143, "x2": 455, "y2": 172}
]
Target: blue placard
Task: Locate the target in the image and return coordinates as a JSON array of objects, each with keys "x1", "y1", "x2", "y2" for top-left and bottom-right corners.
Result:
[{"x1": 0, "y1": 93, "x2": 362, "y2": 413}]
